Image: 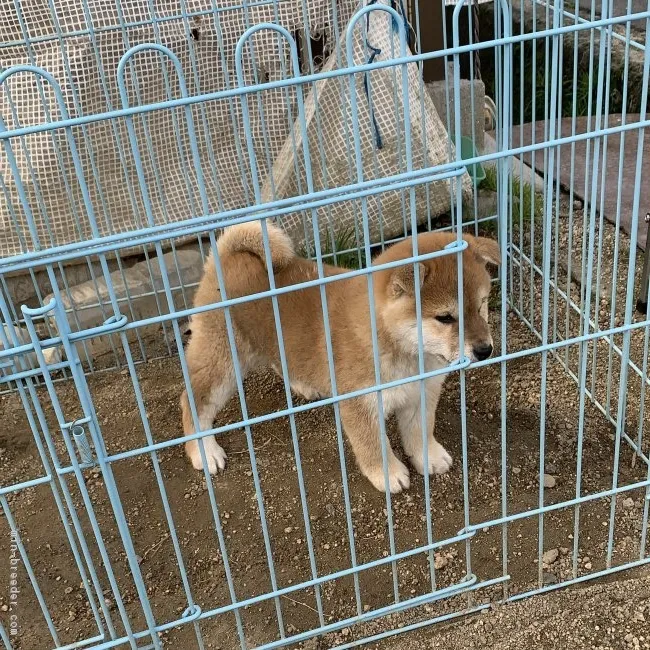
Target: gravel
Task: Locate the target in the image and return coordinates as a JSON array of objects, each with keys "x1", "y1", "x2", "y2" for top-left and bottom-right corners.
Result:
[
  {"x1": 372, "y1": 573, "x2": 650, "y2": 649},
  {"x1": 544, "y1": 474, "x2": 557, "y2": 489},
  {"x1": 542, "y1": 548, "x2": 560, "y2": 565}
]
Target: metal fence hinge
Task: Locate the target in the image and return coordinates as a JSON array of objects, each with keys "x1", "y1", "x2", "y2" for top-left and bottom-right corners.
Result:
[{"x1": 64, "y1": 417, "x2": 96, "y2": 467}]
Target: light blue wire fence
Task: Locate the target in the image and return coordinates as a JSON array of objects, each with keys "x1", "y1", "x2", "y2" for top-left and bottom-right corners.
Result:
[{"x1": 1, "y1": 0, "x2": 650, "y2": 647}]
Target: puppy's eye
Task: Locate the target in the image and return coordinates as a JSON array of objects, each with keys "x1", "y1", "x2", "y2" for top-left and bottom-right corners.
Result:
[{"x1": 435, "y1": 314, "x2": 456, "y2": 324}]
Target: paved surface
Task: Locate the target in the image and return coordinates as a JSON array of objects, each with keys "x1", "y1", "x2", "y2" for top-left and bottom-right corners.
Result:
[
  {"x1": 605, "y1": 0, "x2": 646, "y2": 27},
  {"x1": 511, "y1": 115, "x2": 650, "y2": 251},
  {"x1": 548, "y1": 0, "x2": 647, "y2": 32}
]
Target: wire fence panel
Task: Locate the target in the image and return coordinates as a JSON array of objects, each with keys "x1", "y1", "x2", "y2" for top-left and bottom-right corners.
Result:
[{"x1": 1, "y1": 0, "x2": 650, "y2": 648}]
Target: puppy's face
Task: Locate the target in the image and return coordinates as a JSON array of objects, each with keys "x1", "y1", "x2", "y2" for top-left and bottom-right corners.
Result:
[{"x1": 381, "y1": 235, "x2": 501, "y2": 364}]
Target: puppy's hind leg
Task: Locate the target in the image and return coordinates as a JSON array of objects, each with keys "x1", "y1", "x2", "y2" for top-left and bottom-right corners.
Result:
[{"x1": 181, "y1": 319, "x2": 247, "y2": 474}]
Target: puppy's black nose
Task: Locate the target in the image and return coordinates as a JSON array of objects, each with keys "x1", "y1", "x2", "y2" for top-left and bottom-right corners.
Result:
[{"x1": 473, "y1": 343, "x2": 493, "y2": 361}]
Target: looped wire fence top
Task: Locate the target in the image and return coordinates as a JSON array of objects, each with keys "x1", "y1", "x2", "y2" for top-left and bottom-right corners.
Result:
[{"x1": 0, "y1": 0, "x2": 470, "y2": 260}]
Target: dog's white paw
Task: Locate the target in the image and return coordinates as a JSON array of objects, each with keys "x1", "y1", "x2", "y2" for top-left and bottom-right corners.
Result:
[
  {"x1": 290, "y1": 380, "x2": 322, "y2": 401},
  {"x1": 409, "y1": 440, "x2": 453, "y2": 476},
  {"x1": 428, "y1": 441, "x2": 453, "y2": 475},
  {"x1": 189, "y1": 436, "x2": 227, "y2": 474},
  {"x1": 366, "y1": 457, "x2": 411, "y2": 493}
]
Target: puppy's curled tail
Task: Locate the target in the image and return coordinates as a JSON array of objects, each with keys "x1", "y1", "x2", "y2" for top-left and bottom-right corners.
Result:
[{"x1": 217, "y1": 220, "x2": 295, "y2": 270}]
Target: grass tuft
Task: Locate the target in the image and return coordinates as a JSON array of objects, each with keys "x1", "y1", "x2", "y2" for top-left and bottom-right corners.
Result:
[{"x1": 300, "y1": 227, "x2": 363, "y2": 269}]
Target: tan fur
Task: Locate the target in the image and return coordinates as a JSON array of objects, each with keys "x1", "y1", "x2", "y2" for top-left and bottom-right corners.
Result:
[{"x1": 180, "y1": 221, "x2": 500, "y2": 492}]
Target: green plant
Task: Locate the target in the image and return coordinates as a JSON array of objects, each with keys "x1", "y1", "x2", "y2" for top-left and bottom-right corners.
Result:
[
  {"x1": 300, "y1": 227, "x2": 363, "y2": 269},
  {"x1": 480, "y1": 30, "x2": 622, "y2": 124},
  {"x1": 479, "y1": 164, "x2": 544, "y2": 225}
]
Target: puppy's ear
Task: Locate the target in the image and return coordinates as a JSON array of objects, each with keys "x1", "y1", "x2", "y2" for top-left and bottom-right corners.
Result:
[
  {"x1": 390, "y1": 262, "x2": 428, "y2": 298},
  {"x1": 467, "y1": 236, "x2": 501, "y2": 267}
]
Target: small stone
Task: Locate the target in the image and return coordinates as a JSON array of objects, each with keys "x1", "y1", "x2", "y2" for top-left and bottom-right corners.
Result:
[
  {"x1": 542, "y1": 548, "x2": 559, "y2": 565},
  {"x1": 543, "y1": 474, "x2": 557, "y2": 489},
  {"x1": 513, "y1": 467, "x2": 521, "y2": 475},
  {"x1": 584, "y1": 562, "x2": 592, "y2": 570},
  {"x1": 542, "y1": 572, "x2": 558, "y2": 585},
  {"x1": 68, "y1": 610, "x2": 76, "y2": 622},
  {"x1": 0, "y1": 604, "x2": 8, "y2": 612},
  {"x1": 284, "y1": 527, "x2": 293, "y2": 534},
  {"x1": 434, "y1": 553, "x2": 448, "y2": 570},
  {"x1": 546, "y1": 463, "x2": 557, "y2": 474},
  {"x1": 623, "y1": 497, "x2": 635, "y2": 510},
  {"x1": 64, "y1": 586, "x2": 73, "y2": 594}
]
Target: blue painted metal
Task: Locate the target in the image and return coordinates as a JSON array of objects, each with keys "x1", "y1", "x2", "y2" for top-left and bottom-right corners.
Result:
[{"x1": 1, "y1": 0, "x2": 650, "y2": 648}]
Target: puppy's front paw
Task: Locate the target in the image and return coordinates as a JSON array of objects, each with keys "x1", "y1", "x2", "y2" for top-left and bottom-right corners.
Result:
[
  {"x1": 188, "y1": 436, "x2": 227, "y2": 474},
  {"x1": 366, "y1": 456, "x2": 411, "y2": 493},
  {"x1": 289, "y1": 380, "x2": 322, "y2": 401},
  {"x1": 429, "y1": 441, "x2": 453, "y2": 475},
  {"x1": 409, "y1": 440, "x2": 453, "y2": 476}
]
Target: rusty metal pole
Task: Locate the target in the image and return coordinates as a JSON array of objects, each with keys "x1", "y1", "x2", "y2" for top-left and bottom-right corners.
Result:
[
  {"x1": 636, "y1": 213, "x2": 650, "y2": 314},
  {"x1": 410, "y1": 0, "x2": 446, "y2": 82}
]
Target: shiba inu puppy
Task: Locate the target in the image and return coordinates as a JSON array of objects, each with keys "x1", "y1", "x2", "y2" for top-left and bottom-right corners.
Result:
[{"x1": 181, "y1": 220, "x2": 500, "y2": 492}]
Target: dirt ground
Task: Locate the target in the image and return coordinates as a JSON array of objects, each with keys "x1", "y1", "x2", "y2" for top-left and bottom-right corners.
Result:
[
  {"x1": 2, "y1": 304, "x2": 650, "y2": 649},
  {"x1": 2, "y1": 194, "x2": 650, "y2": 648},
  {"x1": 372, "y1": 571, "x2": 650, "y2": 649}
]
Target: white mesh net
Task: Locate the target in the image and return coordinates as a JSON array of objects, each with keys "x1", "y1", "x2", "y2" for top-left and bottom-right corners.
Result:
[{"x1": 0, "y1": 0, "x2": 470, "y2": 260}]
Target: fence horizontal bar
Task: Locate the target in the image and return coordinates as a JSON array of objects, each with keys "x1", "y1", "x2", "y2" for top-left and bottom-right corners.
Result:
[
  {"x1": 0, "y1": 360, "x2": 71, "y2": 384},
  {"x1": 508, "y1": 246, "x2": 650, "y2": 387},
  {"x1": 0, "y1": 474, "x2": 51, "y2": 496},
  {"x1": 2, "y1": 110, "x2": 648, "y2": 273},
  {"x1": 533, "y1": 0, "x2": 646, "y2": 50},
  {"x1": 330, "y1": 604, "x2": 491, "y2": 650},
  {"x1": 48, "y1": 308, "x2": 650, "y2": 468},
  {"x1": 1, "y1": 314, "x2": 124, "y2": 364},
  {"x1": 202, "y1": 561, "x2": 477, "y2": 623},
  {"x1": 511, "y1": 301, "x2": 650, "y2": 468},
  {"x1": 508, "y1": 555, "x2": 650, "y2": 602},
  {"x1": 460, "y1": 477, "x2": 650, "y2": 533},
  {"x1": 75, "y1": 544, "x2": 507, "y2": 650},
  {"x1": 470, "y1": 316, "x2": 650, "y2": 370},
  {"x1": 122, "y1": 244, "x2": 467, "y2": 326},
  {"x1": 0, "y1": 9, "x2": 647, "y2": 143},
  {"x1": 46, "y1": 633, "x2": 106, "y2": 650},
  {"x1": 0, "y1": 166, "x2": 464, "y2": 273},
  {"x1": 248, "y1": 576, "x2": 511, "y2": 650},
  {"x1": 1, "y1": 246, "x2": 467, "y2": 370},
  {"x1": 30, "y1": 245, "x2": 645, "y2": 359},
  {"x1": 63, "y1": 345, "x2": 462, "y2": 452}
]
